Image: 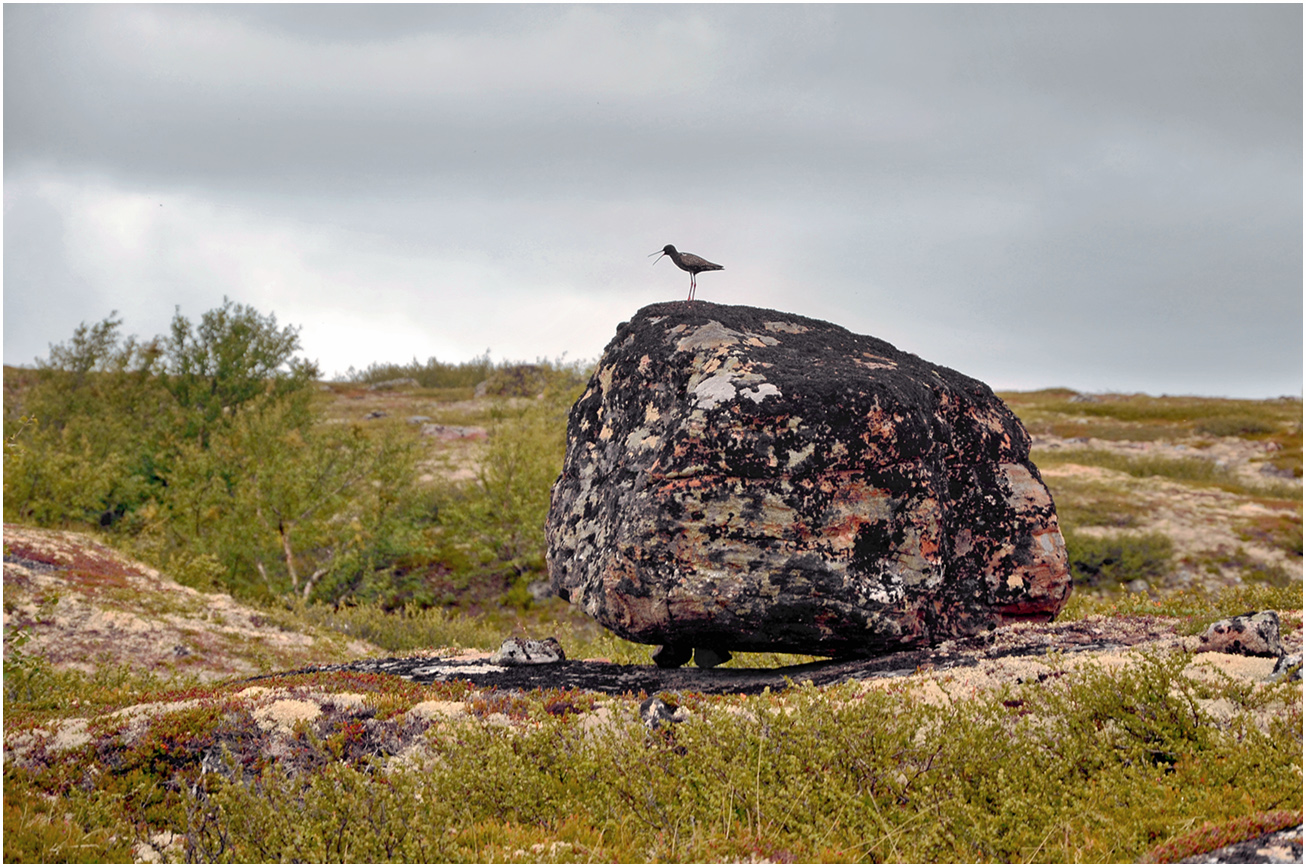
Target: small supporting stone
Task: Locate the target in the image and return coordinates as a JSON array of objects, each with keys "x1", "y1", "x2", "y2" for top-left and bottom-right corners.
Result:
[
  {"x1": 694, "y1": 647, "x2": 732, "y2": 669},
  {"x1": 652, "y1": 643, "x2": 693, "y2": 669},
  {"x1": 639, "y1": 696, "x2": 687, "y2": 728}
]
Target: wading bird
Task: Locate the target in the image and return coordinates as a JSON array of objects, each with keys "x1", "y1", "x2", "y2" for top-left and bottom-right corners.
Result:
[{"x1": 650, "y1": 245, "x2": 722, "y2": 302}]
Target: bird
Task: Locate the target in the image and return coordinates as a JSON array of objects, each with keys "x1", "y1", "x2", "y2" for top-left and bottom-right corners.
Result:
[{"x1": 649, "y1": 245, "x2": 723, "y2": 302}]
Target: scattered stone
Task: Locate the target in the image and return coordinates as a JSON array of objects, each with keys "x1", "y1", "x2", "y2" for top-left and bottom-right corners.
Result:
[
  {"x1": 652, "y1": 643, "x2": 693, "y2": 669},
  {"x1": 1197, "y1": 611, "x2": 1284, "y2": 658},
  {"x1": 420, "y1": 423, "x2": 488, "y2": 441},
  {"x1": 363, "y1": 410, "x2": 388, "y2": 420},
  {"x1": 547, "y1": 302, "x2": 1071, "y2": 663},
  {"x1": 527, "y1": 580, "x2": 554, "y2": 602},
  {"x1": 1268, "y1": 652, "x2": 1302, "y2": 683},
  {"x1": 694, "y1": 647, "x2": 733, "y2": 669},
  {"x1": 407, "y1": 415, "x2": 432, "y2": 424},
  {"x1": 1068, "y1": 393, "x2": 1100, "y2": 403},
  {"x1": 490, "y1": 636, "x2": 566, "y2": 666},
  {"x1": 134, "y1": 831, "x2": 184, "y2": 864},
  {"x1": 639, "y1": 696, "x2": 687, "y2": 729}
]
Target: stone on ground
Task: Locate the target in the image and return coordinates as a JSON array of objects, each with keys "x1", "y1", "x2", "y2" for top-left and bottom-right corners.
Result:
[
  {"x1": 490, "y1": 636, "x2": 566, "y2": 666},
  {"x1": 546, "y1": 302, "x2": 1070, "y2": 662},
  {"x1": 1197, "y1": 611, "x2": 1284, "y2": 658}
]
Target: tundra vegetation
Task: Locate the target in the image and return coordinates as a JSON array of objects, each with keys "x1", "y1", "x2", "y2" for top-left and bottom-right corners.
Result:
[{"x1": 3, "y1": 305, "x2": 1301, "y2": 862}]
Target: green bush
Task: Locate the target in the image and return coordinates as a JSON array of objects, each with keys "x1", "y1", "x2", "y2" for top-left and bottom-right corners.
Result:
[
  {"x1": 429, "y1": 374, "x2": 586, "y2": 595},
  {"x1": 1064, "y1": 530, "x2": 1174, "y2": 590},
  {"x1": 3, "y1": 303, "x2": 439, "y2": 608},
  {"x1": 344, "y1": 352, "x2": 498, "y2": 389}
]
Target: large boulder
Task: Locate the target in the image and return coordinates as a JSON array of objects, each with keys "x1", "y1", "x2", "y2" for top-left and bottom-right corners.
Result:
[{"x1": 546, "y1": 302, "x2": 1071, "y2": 661}]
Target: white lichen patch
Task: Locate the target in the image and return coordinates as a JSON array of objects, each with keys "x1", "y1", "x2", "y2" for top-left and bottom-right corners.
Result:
[
  {"x1": 407, "y1": 700, "x2": 468, "y2": 721},
  {"x1": 254, "y1": 698, "x2": 323, "y2": 733},
  {"x1": 1183, "y1": 651, "x2": 1279, "y2": 684},
  {"x1": 691, "y1": 368, "x2": 779, "y2": 411},
  {"x1": 741, "y1": 383, "x2": 781, "y2": 403},
  {"x1": 675, "y1": 320, "x2": 743, "y2": 352}
]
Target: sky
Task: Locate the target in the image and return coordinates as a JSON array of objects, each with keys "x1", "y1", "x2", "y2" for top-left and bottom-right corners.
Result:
[{"x1": 4, "y1": 4, "x2": 1302, "y2": 397}]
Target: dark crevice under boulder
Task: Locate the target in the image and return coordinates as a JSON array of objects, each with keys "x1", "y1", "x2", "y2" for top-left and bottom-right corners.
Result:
[{"x1": 546, "y1": 302, "x2": 1071, "y2": 661}]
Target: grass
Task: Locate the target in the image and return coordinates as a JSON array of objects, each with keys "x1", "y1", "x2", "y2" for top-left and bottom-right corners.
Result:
[
  {"x1": 1059, "y1": 582, "x2": 1303, "y2": 633},
  {"x1": 5, "y1": 647, "x2": 1299, "y2": 863},
  {"x1": 1001, "y1": 390, "x2": 1303, "y2": 479},
  {"x1": 3, "y1": 386, "x2": 1301, "y2": 862},
  {"x1": 1033, "y1": 446, "x2": 1302, "y2": 499},
  {"x1": 1043, "y1": 475, "x2": 1147, "y2": 529},
  {"x1": 290, "y1": 600, "x2": 824, "y2": 669}
]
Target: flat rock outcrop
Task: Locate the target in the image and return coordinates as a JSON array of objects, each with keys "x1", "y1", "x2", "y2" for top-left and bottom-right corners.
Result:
[{"x1": 546, "y1": 302, "x2": 1071, "y2": 659}]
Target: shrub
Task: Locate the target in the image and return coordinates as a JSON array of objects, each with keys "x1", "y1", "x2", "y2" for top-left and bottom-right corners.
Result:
[
  {"x1": 428, "y1": 372, "x2": 586, "y2": 598},
  {"x1": 343, "y1": 352, "x2": 497, "y2": 389},
  {"x1": 166, "y1": 660, "x2": 1301, "y2": 863},
  {"x1": 4, "y1": 304, "x2": 436, "y2": 608},
  {"x1": 1064, "y1": 530, "x2": 1174, "y2": 590}
]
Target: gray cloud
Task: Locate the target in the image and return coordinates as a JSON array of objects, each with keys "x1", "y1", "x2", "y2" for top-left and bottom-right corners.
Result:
[{"x1": 5, "y1": 4, "x2": 1300, "y2": 396}]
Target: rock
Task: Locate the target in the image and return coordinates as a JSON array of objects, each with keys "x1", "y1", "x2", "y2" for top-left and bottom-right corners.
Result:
[
  {"x1": 1268, "y1": 652, "x2": 1302, "y2": 683},
  {"x1": 134, "y1": 831, "x2": 184, "y2": 864},
  {"x1": 272, "y1": 615, "x2": 1238, "y2": 697},
  {"x1": 652, "y1": 643, "x2": 693, "y2": 669},
  {"x1": 639, "y1": 696, "x2": 687, "y2": 728},
  {"x1": 546, "y1": 302, "x2": 1071, "y2": 662},
  {"x1": 363, "y1": 410, "x2": 387, "y2": 420},
  {"x1": 1197, "y1": 611, "x2": 1284, "y2": 658},
  {"x1": 490, "y1": 637, "x2": 566, "y2": 666},
  {"x1": 1177, "y1": 823, "x2": 1303, "y2": 864}
]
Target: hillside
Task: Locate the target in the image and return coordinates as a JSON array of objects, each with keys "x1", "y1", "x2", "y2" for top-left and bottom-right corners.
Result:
[{"x1": 3, "y1": 379, "x2": 1302, "y2": 862}]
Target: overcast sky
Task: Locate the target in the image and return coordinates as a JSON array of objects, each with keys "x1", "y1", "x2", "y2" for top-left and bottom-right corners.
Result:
[{"x1": 5, "y1": 4, "x2": 1302, "y2": 397}]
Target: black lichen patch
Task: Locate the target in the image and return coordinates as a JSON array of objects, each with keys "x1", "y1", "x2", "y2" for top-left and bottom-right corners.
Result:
[{"x1": 547, "y1": 302, "x2": 1069, "y2": 656}]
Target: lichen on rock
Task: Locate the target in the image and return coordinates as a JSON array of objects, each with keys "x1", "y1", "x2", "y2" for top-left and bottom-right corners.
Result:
[{"x1": 546, "y1": 302, "x2": 1071, "y2": 661}]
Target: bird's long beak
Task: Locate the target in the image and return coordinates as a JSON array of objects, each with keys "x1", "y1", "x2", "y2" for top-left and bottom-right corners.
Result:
[{"x1": 649, "y1": 250, "x2": 667, "y2": 264}]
